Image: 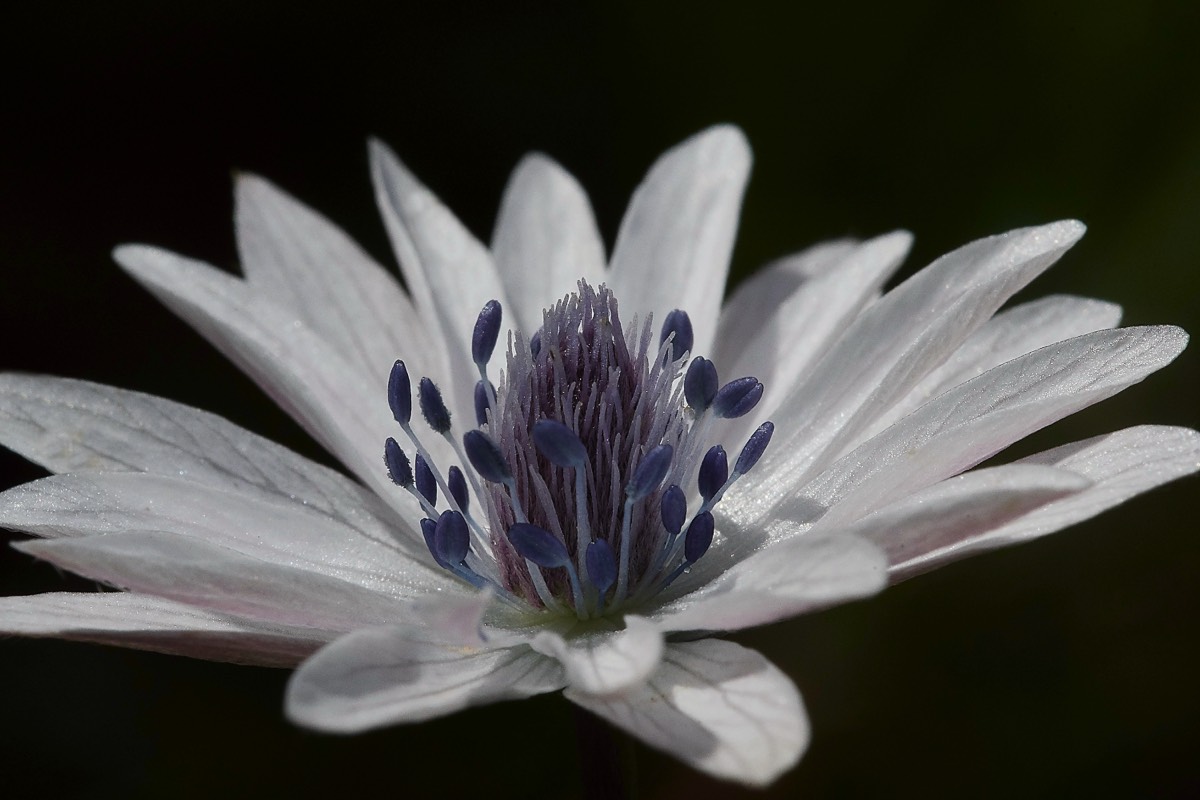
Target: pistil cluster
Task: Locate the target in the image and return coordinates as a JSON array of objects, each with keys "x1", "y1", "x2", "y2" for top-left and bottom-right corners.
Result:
[{"x1": 383, "y1": 282, "x2": 773, "y2": 619}]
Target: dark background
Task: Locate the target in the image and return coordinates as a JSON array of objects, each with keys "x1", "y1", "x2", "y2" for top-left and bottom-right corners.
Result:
[{"x1": 2, "y1": 2, "x2": 1198, "y2": 797}]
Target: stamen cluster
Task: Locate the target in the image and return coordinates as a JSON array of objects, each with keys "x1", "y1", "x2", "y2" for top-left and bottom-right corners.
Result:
[{"x1": 384, "y1": 282, "x2": 774, "y2": 619}]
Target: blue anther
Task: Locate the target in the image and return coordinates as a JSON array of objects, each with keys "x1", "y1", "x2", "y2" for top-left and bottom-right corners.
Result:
[
  {"x1": 507, "y1": 522, "x2": 571, "y2": 569},
  {"x1": 472, "y1": 300, "x2": 503, "y2": 367},
  {"x1": 530, "y1": 331, "x2": 542, "y2": 358},
  {"x1": 448, "y1": 465, "x2": 470, "y2": 513},
  {"x1": 698, "y1": 446, "x2": 728, "y2": 501},
  {"x1": 660, "y1": 309, "x2": 694, "y2": 361},
  {"x1": 463, "y1": 430, "x2": 513, "y2": 483},
  {"x1": 683, "y1": 511, "x2": 715, "y2": 563},
  {"x1": 420, "y1": 518, "x2": 448, "y2": 568},
  {"x1": 661, "y1": 484, "x2": 687, "y2": 536},
  {"x1": 388, "y1": 360, "x2": 412, "y2": 425},
  {"x1": 712, "y1": 377, "x2": 764, "y2": 419},
  {"x1": 532, "y1": 419, "x2": 588, "y2": 468},
  {"x1": 734, "y1": 421, "x2": 775, "y2": 475},
  {"x1": 383, "y1": 437, "x2": 413, "y2": 487},
  {"x1": 626, "y1": 444, "x2": 673, "y2": 501},
  {"x1": 474, "y1": 380, "x2": 493, "y2": 426},
  {"x1": 586, "y1": 539, "x2": 617, "y2": 596},
  {"x1": 418, "y1": 377, "x2": 452, "y2": 433},
  {"x1": 684, "y1": 357, "x2": 719, "y2": 412},
  {"x1": 434, "y1": 510, "x2": 471, "y2": 565},
  {"x1": 414, "y1": 452, "x2": 437, "y2": 506}
]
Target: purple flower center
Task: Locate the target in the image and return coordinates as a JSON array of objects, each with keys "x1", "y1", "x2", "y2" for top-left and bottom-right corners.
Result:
[{"x1": 384, "y1": 281, "x2": 774, "y2": 619}]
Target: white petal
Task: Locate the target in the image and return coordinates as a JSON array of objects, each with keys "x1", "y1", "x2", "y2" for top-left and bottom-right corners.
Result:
[
  {"x1": 491, "y1": 153, "x2": 607, "y2": 333},
  {"x1": 0, "y1": 472, "x2": 453, "y2": 596},
  {"x1": 890, "y1": 425, "x2": 1200, "y2": 578},
  {"x1": 827, "y1": 464, "x2": 1093, "y2": 582},
  {"x1": 15, "y1": 532, "x2": 412, "y2": 631},
  {"x1": 0, "y1": 375, "x2": 427, "y2": 551},
  {"x1": 715, "y1": 232, "x2": 902, "y2": 374},
  {"x1": 369, "y1": 139, "x2": 513, "y2": 416},
  {"x1": 608, "y1": 126, "x2": 752, "y2": 358},
  {"x1": 566, "y1": 639, "x2": 807, "y2": 787},
  {"x1": 799, "y1": 325, "x2": 1188, "y2": 527},
  {"x1": 0, "y1": 591, "x2": 331, "y2": 667},
  {"x1": 286, "y1": 624, "x2": 564, "y2": 732},
  {"x1": 728, "y1": 221, "x2": 1086, "y2": 527},
  {"x1": 649, "y1": 530, "x2": 886, "y2": 633},
  {"x1": 112, "y1": 246, "x2": 432, "y2": 508},
  {"x1": 861, "y1": 295, "x2": 1123, "y2": 441},
  {"x1": 716, "y1": 240, "x2": 857, "y2": 359},
  {"x1": 529, "y1": 615, "x2": 663, "y2": 695},
  {"x1": 234, "y1": 174, "x2": 441, "y2": 387},
  {"x1": 716, "y1": 232, "x2": 912, "y2": 444}
]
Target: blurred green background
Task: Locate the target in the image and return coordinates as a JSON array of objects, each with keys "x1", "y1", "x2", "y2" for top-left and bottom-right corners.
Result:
[{"x1": 1, "y1": 1, "x2": 1197, "y2": 797}]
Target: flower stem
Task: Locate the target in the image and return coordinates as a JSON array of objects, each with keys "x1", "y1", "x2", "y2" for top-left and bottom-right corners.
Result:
[{"x1": 573, "y1": 706, "x2": 636, "y2": 800}]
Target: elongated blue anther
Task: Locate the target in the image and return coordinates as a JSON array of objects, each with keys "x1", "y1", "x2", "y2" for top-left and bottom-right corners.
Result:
[
  {"x1": 472, "y1": 300, "x2": 503, "y2": 367},
  {"x1": 660, "y1": 309, "x2": 694, "y2": 361},
  {"x1": 463, "y1": 430, "x2": 513, "y2": 483},
  {"x1": 508, "y1": 523, "x2": 570, "y2": 568},
  {"x1": 712, "y1": 377, "x2": 763, "y2": 419},
  {"x1": 414, "y1": 453, "x2": 437, "y2": 505},
  {"x1": 388, "y1": 360, "x2": 412, "y2": 425},
  {"x1": 532, "y1": 420, "x2": 588, "y2": 468},
  {"x1": 448, "y1": 465, "x2": 469, "y2": 513},
  {"x1": 661, "y1": 484, "x2": 687, "y2": 536},
  {"x1": 420, "y1": 517, "x2": 448, "y2": 568},
  {"x1": 626, "y1": 444, "x2": 673, "y2": 501},
  {"x1": 474, "y1": 380, "x2": 493, "y2": 426},
  {"x1": 683, "y1": 511, "x2": 715, "y2": 563},
  {"x1": 418, "y1": 377, "x2": 452, "y2": 433},
  {"x1": 684, "y1": 357, "x2": 719, "y2": 412},
  {"x1": 698, "y1": 446, "x2": 728, "y2": 501},
  {"x1": 735, "y1": 421, "x2": 775, "y2": 475},
  {"x1": 586, "y1": 539, "x2": 617, "y2": 596},
  {"x1": 384, "y1": 437, "x2": 413, "y2": 487},
  {"x1": 530, "y1": 331, "x2": 542, "y2": 358},
  {"x1": 434, "y1": 510, "x2": 471, "y2": 565}
]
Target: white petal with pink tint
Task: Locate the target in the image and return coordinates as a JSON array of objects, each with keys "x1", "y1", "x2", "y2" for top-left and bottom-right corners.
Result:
[
  {"x1": 566, "y1": 639, "x2": 808, "y2": 787},
  {"x1": 491, "y1": 154, "x2": 607, "y2": 333},
  {"x1": 286, "y1": 623, "x2": 564, "y2": 732},
  {"x1": 530, "y1": 615, "x2": 663, "y2": 695}
]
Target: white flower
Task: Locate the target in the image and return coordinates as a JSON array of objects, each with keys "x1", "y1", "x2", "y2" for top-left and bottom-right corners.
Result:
[{"x1": 1, "y1": 126, "x2": 1197, "y2": 787}]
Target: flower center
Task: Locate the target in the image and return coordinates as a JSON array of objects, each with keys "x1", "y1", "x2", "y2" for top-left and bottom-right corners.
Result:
[{"x1": 383, "y1": 281, "x2": 774, "y2": 619}]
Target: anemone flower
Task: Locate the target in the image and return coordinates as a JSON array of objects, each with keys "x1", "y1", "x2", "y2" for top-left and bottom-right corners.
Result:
[{"x1": 1, "y1": 126, "x2": 1197, "y2": 788}]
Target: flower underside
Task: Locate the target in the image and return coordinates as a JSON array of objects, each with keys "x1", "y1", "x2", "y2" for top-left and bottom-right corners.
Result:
[{"x1": 384, "y1": 281, "x2": 773, "y2": 619}]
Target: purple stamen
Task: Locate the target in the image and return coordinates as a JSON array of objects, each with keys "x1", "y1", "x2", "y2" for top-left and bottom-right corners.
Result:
[
  {"x1": 434, "y1": 510, "x2": 471, "y2": 565},
  {"x1": 448, "y1": 465, "x2": 470, "y2": 513},
  {"x1": 418, "y1": 377, "x2": 452, "y2": 433},
  {"x1": 532, "y1": 419, "x2": 588, "y2": 468},
  {"x1": 384, "y1": 437, "x2": 412, "y2": 487},
  {"x1": 683, "y1": 511, "x2": 715, "y2": 564},
  {"x1": 698, "y1": 445, "x2": 728, "y2": 502},
  {"x1": 388, "y1": 360, "x2": 412, "y2": 425},
  {"x1": 463, "y1": 429, "x2": 513, "y2": 484},
  {"x1": 474, "y1": 380, "x2": 492, "y2": 426},
  {"x1": 626, "y1": 444, "x2": 673, "y2": 501},
  {"x1": 734, "y1": 421, "x2": 774, "y2": 475},
  {"x1": 660, "y1": 309, "x2": 694, "y2": 361},
  {"x1": 472, "y1": 300, "x2": 503, "y2": 368},
  {"x1": 684, "y1": 356, "x2": 719, "y2": 412},
  {"x1": 712, "y1": 376, "x2": 763, "y2": 419},
  {"x1": 661, "y1": 484, "x2": 687, "y2": 536},
  {"x1": 414, "y1": 452, "x2": 437, "y2": 506},
  {"x1": 586, "y1": 539, "x2": 617, "y2": 598}
]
